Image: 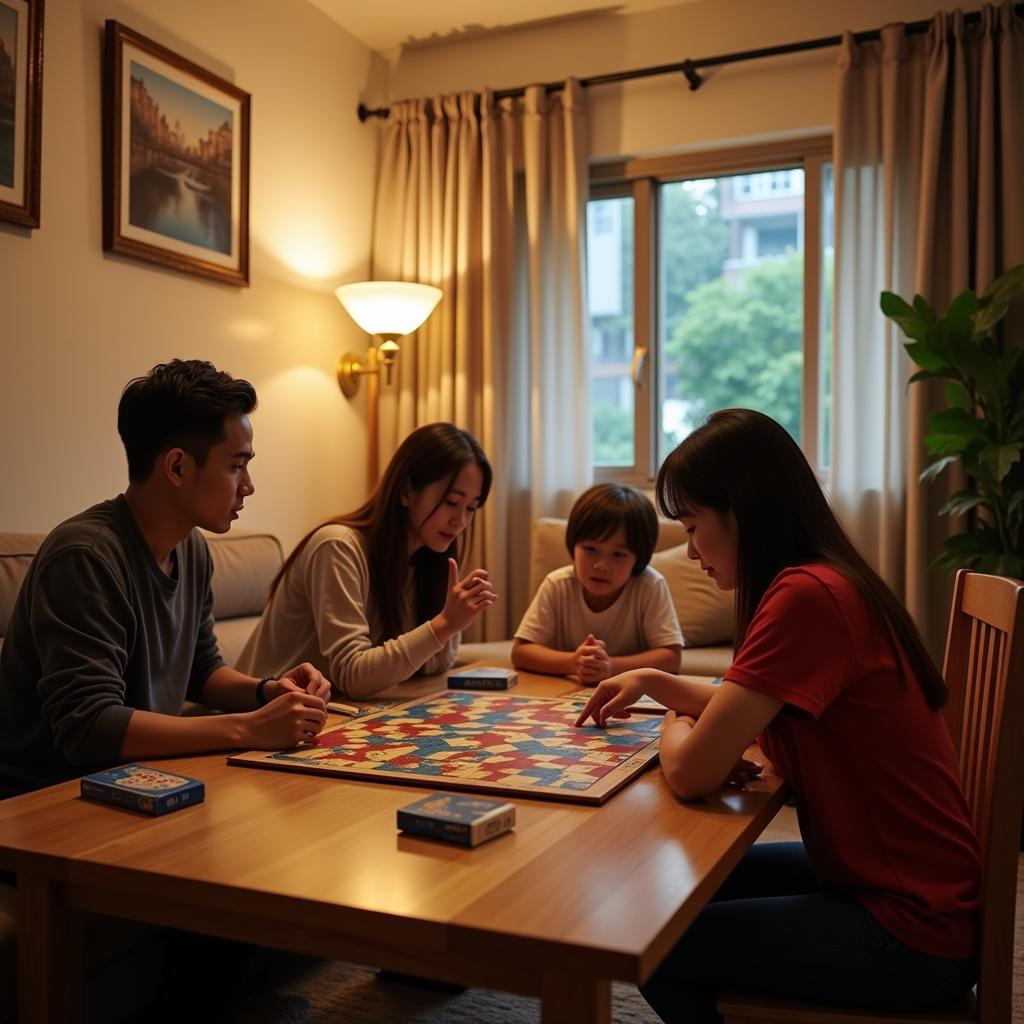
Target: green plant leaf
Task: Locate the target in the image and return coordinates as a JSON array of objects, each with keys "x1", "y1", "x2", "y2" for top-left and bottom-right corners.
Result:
[
  {"x1": 942, "y1": 529, "x2": 1004, "y2": 555},
  {"x1": 978, "y1": 442, "x2": 1024, "y2": 483},
  {"x1": 927, "y1": 408, "x2": 991, "y2": 442},
  {"x1": 881, "y1": 292, "x2": 929, "y2": 342},
  {"x1": 924, "y1": 433, "x2": 972, "y2": 455},
  {"x1": 944, "y1": 382, "x2": 972, "y2": 410},
  {"x1": 974, "y1": 264, "x2": 1024, "y2": 336},
  {"x1": 907, "y1": 370, "x2": 940, "y2": 390},
  {"x1": 944, "y1": 290, "x2": 979, "y2": 331},
  {"x1": 913, "y1": 295, "x2": 937, "y2": 326},
  {"x1": 974, "y1": 553, "x2": 1024, "y2": 578},
  {"x1": 905, "y1": 342, "x2": 953, "y2": 373},
  {"x1": 919, "y1": 455, "x2": 958, "y2": 483},
  {"x1": 949, "y1": 337, "x2": 1009, "y2": 410},
  {"x1": 937, "y1": 491, "x2": 989, "y2": 517}
]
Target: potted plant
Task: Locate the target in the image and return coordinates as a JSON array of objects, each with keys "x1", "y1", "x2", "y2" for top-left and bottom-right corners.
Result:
[{"x1": 880, "y1": 265, "x2": 1024, "y2": 578}]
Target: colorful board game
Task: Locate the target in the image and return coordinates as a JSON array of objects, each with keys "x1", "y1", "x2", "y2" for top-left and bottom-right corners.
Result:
[
  {"x1": 228, "y1": 690, "x2": 663, "y2": 804},
  {"x1": 558, "y1": 686, "x2": 668, "y2": 714}
]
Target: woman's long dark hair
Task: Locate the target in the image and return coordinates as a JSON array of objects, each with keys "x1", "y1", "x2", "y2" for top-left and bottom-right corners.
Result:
[
  {"x1": 656, "y1": 409, "x2": 948, "y2": 709},
  {"x1": 271, "y1": 422, "x2": 492, "y2": 643}
]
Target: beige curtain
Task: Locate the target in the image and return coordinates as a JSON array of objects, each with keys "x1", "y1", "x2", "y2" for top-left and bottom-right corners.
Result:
[
  {"x1": 832, "y1": 3, "x2": 1024, "y2": 657},
  {"x1": 370, "y1": 82, "x2": 591, "y2": 640}
]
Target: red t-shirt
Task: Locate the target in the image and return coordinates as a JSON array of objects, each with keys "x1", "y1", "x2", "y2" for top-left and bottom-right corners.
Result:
[{"x1": 727, "y1": 564, "x2": 981, "y2": 959}]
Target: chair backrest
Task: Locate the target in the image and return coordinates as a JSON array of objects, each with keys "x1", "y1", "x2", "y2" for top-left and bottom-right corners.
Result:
[{"x1": 941, "y1": 569, "x2": 1024, "y2": 1024}]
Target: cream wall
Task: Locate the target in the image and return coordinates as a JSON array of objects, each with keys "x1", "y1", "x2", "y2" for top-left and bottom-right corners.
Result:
[
  {"x1": 387, "y1": 0, "x2": 967, "y2": 159},
  {"x1": 0, "y1": 0, "x2": 386, "y2": 551}
]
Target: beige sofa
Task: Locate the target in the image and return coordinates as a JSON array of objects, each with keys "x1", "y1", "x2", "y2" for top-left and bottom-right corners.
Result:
[
  {"x1": 0, "y1": 529, "x2": 283, "y2": 663},
  {"x1": 460, "y1": 517, "x2": 735, "y2": 677},
  {"x1": 0, "y1": 528, "x2": 284, "y2": 1023}
]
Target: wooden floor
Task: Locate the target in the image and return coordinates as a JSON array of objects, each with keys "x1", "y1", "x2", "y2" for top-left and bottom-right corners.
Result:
[{"x1": 757, "y1": 801, "x2": 801, "y2": 844}]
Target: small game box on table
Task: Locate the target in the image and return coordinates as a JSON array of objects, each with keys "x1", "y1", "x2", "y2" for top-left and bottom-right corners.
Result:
[
  {"x1": 397, "y1": 793, "x2": 515, "y2": 846},
  {"x1": 447, "y1": 667, "x2": 518, "y2": 690},
  {"x1": 81, "y1": 764, "x2": 205, "y2": 815}
]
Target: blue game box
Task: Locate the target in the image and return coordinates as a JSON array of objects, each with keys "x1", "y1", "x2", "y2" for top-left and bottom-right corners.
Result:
[
  {"x1": 397, "y1": 793, "x2": 516, "y2": 847},
  {"x1": 80, "y1": 765, "x2": 205, "y2": 816}
]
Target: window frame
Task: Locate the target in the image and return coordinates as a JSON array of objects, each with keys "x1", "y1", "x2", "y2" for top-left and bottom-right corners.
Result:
[{"x1": 589, "y1": 135, "x2": 833, "y2": 486}]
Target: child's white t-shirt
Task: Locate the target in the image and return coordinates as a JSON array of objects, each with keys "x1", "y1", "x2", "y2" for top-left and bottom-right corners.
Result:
[{"x1": 514, "y1": 564, "x2": 683, "y2": 655}]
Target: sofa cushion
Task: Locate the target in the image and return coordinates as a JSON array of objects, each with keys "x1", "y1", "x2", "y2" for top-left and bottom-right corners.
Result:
[
  {"x1": 215, "y1": 615, "x2": 262, "y2": 668},
  {"x1": 679, "y1": 644, "x2": 732, "y2": 677},
  {"x1": 204, "y1": 531, "x2": 283, "y2": 620},
  {"x1": 650, "y1": 543, "x2": 735, "y2": 647},
  {"x1": 0, "y1": 533, "x2": 44, "y2": 639},
  {"x1": 528, "y1": 517, "x2": 687, "y2": 596}
]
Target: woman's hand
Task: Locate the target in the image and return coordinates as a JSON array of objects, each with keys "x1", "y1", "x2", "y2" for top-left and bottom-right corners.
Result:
[
  {"x1": 575, "y1": 671, "x2": 648, "y2": 727},
  {"x1": 436, "y1": 558, "x2": 498, "y2": 634},
  {"x1": 271, "y1": 663, "x2": 331, "y2": 702},
  {"x1": 725, "y1": 756, "x2": 764, "y2": 787}
]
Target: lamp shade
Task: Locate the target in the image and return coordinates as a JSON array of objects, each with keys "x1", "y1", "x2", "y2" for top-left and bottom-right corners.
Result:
[{"x1": 334, "y1": 281, "x2": 442, "y2": 337}]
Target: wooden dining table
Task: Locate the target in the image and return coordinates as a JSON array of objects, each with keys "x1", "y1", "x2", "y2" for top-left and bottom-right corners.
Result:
[{"x1": 0, "y1": 667, "x2": 786, "y2": 1023}]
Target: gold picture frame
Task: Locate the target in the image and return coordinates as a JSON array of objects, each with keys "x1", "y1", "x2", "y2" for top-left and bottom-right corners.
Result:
[
  {"x1": 0, "y1": 0, "x2": 44, "y2": 228},
  {"x1": 102, "y1": 20, "x2": 250, "y2": 286}
]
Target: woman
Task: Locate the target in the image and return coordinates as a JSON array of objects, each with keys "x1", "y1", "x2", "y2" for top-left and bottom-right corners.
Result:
[
  {"x1": 238, "y1": 422, "x2": 496, "y2": 698},
  {"x1": 577, "y1": 409, "x2": 980, "y2": 1022}
]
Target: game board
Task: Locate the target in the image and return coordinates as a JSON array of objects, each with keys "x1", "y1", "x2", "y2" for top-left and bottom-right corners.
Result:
[
  {"x1": 228, "y1": 690, "x2": 663, "y2": 804},
  {"x1": 558, "y1": 687, "x2": 668, "y2": 714}
]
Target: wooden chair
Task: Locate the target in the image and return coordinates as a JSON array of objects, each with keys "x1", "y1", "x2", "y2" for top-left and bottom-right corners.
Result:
[{"x1": 719, "y1": 569, "x2": 1024, "y2": 1024}]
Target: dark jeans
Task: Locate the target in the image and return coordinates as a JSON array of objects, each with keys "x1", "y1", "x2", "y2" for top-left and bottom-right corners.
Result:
[{"x1": 641, "y1": 843, "x2": 977, "y2": 1024}]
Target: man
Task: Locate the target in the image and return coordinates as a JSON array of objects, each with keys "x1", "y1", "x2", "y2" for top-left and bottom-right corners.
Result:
[{"x1": 0, "y1": 359, "x2": 329, "y2": 798}]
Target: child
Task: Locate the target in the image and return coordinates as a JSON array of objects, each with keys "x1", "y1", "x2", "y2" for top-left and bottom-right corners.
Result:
[
  {"x1": 576, "y1": 409, "x2": 980, "y2": 1022},
  {"x1": 512, "y1": 484, "x2": 683, "y2": 683},
  {"x1": 238, "y1": 422, "x2": 497, "y2": 699}
]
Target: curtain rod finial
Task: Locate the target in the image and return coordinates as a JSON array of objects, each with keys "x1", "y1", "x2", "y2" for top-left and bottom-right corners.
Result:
[
  {"x1": 357, "y1": 103, "x2": 390, "y2": 122},
  {"x1": 680, "y1": 60, "x2": 702, "y2": 91}
]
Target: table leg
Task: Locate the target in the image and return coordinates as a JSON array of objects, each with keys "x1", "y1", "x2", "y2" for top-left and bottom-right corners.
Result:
[
  {"x1": 16, "y1": 874, "x2": 83, "y2": 1024},
  {"x1": 541, "y1": 971, "x2": 611, "y2": 1024}
]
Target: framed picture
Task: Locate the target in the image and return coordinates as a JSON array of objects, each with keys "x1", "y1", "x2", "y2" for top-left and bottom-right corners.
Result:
[
  {"x1": 103, "y1": 21, "x2": 250, "y2": 286},
  {"x1": 0, "y1": 0, "x2": 43, "y2": 228}
]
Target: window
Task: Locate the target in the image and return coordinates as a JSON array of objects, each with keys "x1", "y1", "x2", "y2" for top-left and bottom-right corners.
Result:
[{"x1": 588, "y1": 138, "x2": 834, "y2": 480}]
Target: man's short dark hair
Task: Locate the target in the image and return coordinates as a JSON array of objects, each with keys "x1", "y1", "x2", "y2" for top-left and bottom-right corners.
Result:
[
  {"x1": 118, "y1": 360, "x2": 257, "y2": 482},
  {"x1": 565, "y1": 484, "x2": 658, "y2": 574}
]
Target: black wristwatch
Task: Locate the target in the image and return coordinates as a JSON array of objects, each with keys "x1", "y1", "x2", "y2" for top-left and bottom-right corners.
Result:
[{"x1": 255, "y1": 676, "x2": 274, "y2": 707}]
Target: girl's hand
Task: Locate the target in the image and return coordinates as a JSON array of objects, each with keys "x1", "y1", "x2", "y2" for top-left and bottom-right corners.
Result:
[
  {"x1": 574, "y1": 633, "x2": 612, "y2": 684},
  {"x1": 726, "y1": 756, "x2": 764, "y2": 787},
  {"x1": 575, "y1": 671, "x2": 647, "y2": 727},
  {"x1": 276, "y1": 663, "x2": 331, "y2": 701},
  {"x1": 439, "y1": 558, "x2": 498, "y2": 633}
]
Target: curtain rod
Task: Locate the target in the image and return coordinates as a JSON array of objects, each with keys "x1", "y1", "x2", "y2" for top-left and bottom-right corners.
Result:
[{"x1": 356, "y1": 2, "x2": 1024, "y2": 122}]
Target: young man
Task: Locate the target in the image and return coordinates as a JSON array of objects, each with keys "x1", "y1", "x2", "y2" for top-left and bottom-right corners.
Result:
[{"x1": 0, "y1": 359, "x2": 330, "y2": 799}]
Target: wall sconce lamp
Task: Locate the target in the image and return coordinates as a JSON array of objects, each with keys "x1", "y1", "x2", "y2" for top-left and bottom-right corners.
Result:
[{"x1": 334, "y1": 281, "x2": 443, "y2": 397}]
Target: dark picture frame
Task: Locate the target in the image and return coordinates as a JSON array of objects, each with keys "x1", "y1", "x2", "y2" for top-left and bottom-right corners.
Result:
[
  {"x1": 0, "y1": 0, "x2": 44, "y2": 228},
  {"x1": 103, "y1": 20, "x2": 250, "y2": 286}
]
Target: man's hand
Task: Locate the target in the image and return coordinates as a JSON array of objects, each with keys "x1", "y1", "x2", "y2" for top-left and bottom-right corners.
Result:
[{"x1": 245, "y1": 690, "x2": 327, "y2": 749}]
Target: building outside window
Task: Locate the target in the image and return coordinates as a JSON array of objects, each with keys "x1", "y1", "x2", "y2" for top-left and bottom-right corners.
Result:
[{"x1": 586, "y1": 138, "x2": 834, "y2": 481}]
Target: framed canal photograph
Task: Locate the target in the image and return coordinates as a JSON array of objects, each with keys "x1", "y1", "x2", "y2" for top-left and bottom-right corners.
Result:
[
  {"x1": 0, "y1": 0, "x2": 43, "y2": 228},
  {"x1": 103, "y1": 21, "x2": 250, "y2": 286}
]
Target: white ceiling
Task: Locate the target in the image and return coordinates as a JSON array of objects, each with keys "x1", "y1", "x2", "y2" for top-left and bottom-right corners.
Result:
[{"x1": 306, "y1": 0, "x2": 690, "y2": 54}]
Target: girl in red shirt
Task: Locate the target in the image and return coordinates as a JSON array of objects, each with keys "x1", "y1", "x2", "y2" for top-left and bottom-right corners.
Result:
[{"x1": 577, "y1": 408, "x2": 980, "y2": 1022}]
